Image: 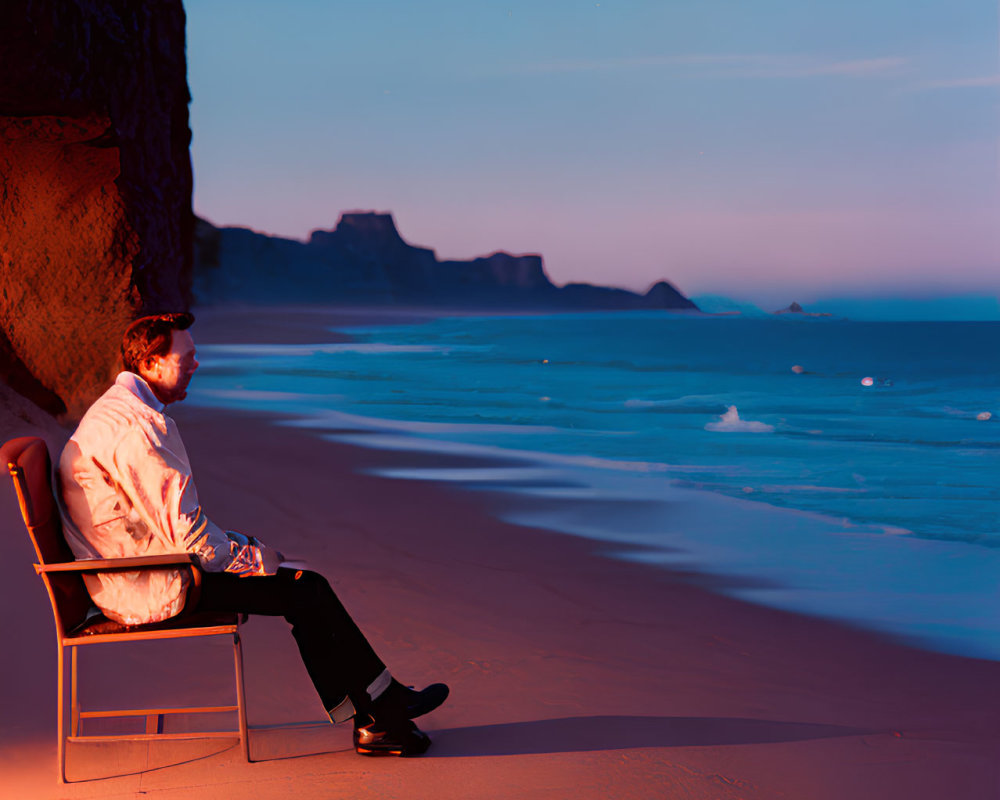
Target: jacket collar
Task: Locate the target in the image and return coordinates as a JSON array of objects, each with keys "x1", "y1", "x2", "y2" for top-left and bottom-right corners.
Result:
[{"x1": 115, "y1": 372, "x2": 166, "y2": 414}]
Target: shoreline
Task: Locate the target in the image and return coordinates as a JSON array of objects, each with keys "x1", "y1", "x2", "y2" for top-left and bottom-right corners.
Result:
[
  {"x1": 256, "y1": 408, "x2": 1000, "y2": 662},
  {"x1": 190, "y1": 305, "x2": 1000, "y2": 663},
  {"x1": 2, "y1": 304, "x2": 998, "y2": 798}
]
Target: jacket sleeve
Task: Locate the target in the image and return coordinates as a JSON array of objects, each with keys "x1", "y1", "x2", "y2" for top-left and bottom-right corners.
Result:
[{"x1": 114, "y1": 424, "x2": 277, "y2": 576}]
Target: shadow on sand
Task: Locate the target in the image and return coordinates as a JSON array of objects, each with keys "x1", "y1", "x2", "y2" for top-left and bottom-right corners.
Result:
[
  {"x1": 426, "y1": 715, "x2": 875, "y2": 757},
  {"x1": 63, "y1": 715, "x2": 875, "y2": 779}
]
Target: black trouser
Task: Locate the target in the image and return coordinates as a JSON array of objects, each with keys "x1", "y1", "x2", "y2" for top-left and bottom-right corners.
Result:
[{"x1": 193, "y1": 568, "x2": 387, "y2": 722}]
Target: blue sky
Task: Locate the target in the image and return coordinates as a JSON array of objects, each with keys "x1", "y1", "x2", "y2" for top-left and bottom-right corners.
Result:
[{"x1": 186, "y1": 1, "x2": 998, "y2": 305}]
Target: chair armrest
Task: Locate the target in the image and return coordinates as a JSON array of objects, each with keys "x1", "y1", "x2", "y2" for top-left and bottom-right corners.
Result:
[{"x1": 35, "y1": 553, "x2": 200, "y2": 574}]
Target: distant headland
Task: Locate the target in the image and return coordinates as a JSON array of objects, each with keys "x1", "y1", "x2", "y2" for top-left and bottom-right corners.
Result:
[{"x1": 193, "y1": 211, "x2": 699, "y2": 312}]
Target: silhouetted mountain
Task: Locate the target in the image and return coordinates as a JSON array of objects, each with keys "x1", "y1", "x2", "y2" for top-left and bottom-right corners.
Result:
[{"x1": 194, "y1": 212, "x2": 699, "y2": 312}]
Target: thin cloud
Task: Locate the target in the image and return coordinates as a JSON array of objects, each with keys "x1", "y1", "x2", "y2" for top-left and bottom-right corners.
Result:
[
  {"x1": 511, "y1": 53, "x2": 907, "y2": 79},
  {"x1": 922, "y1": 74, "x2": 1000, "y2": 89},
  {"x1": 805, "y1": 57, "x2": 907, "y2": 77},
  {"x1": 508, "y1": 53, "x2": 760, "y2": 73}
]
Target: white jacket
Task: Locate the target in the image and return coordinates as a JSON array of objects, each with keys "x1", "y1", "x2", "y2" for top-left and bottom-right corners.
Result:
[{"x1": 58, "y1": 372, "x2": 271, "y2": 625}]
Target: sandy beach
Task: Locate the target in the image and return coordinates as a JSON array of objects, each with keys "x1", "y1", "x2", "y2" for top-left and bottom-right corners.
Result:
[{"x1": 1, "y1": 306, "x2": 998, "y2": 799}]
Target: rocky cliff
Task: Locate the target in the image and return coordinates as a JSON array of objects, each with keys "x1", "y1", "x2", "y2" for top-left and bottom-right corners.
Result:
[
  {"x1": 194, "y1": 212, "x2": 699, "y2": 312},
  {"x1": 0, "y1": 0, "x2": 193, "y2": 418}
]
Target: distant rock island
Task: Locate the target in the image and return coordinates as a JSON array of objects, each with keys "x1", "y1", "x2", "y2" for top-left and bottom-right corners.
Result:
[
  {"x1": 193, "y1": 212, "x2": 699, "y2": 312},
  {"x1": 773, "y1": 302, "x2": 832, "y2": 317}
]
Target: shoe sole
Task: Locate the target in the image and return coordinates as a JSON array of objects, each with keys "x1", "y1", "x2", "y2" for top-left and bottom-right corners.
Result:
[
  {"x1": 354, "y1": 728, "x2": 432, "y2": 757},
  {"x1": 355, "y1": 743, "x2": 429, "y2": 757},
  {"x1": 356, "y1": 746, "x2": 404, "y2": 756}
]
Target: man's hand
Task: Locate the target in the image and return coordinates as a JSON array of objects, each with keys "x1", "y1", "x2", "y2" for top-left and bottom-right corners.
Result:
[
  {"x1": 248, "y1": 536, "x2": 284, "y2": 574},
  {"x1": 258, "y1": 542, "x2": 284, "y2": 575},
  {"x1": 225, "y1": 531, "x2": 285, "y2": 576}
]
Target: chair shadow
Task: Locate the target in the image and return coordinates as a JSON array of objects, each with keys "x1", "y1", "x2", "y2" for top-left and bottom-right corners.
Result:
[
  {"x1": 66, "y1": 738, "x2": 239, "y2": 783},
  {"x1": 247, "y1": 721, "x2": 351, "y2": 762},
  {"x1": 425, "y1": 715, "x2": 877, "y2": 758},
  {"x1": 66, "y1": 722, "x2": 350, "y2": 781}
]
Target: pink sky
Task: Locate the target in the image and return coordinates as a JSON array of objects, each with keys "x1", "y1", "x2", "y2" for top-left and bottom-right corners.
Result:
[{"x1": 187, "y1": 1, "x2": 1000, "y2": 305}]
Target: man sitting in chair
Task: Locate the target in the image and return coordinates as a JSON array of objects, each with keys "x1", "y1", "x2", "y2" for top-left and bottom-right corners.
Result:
[{"x1": 58, "y1": 312, "x2": 447, "y2": 757}]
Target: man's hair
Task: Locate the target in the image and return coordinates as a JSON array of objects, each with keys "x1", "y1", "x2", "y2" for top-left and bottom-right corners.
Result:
[{"x1": 121, "y1": 312, "x2": 195, "y2": 374}]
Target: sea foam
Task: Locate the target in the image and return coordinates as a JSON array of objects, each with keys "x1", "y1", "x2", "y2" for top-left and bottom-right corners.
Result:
[{"x1": 705, "y1": 406, "x2": 774, "y2": 433}]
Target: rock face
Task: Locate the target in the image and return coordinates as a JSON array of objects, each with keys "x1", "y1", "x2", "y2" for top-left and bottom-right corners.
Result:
[
  {"x1": 194, "y1": 212, "x2": 699, "y2": 312},
  {"x1": 0, "y1": 0, "x2": 193, "y2": 418}
]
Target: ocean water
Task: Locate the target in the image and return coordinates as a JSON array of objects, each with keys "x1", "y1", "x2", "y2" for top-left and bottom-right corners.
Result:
[{"x1": 188, "y1": 312, "x2": 1000, "y2": 659}]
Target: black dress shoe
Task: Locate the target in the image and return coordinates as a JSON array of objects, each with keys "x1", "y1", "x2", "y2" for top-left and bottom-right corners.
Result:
[
  {"x1": 400, "y1": 681, "x2": 450, "y2": 719},
  {"x1": 354, "y1": 716, "x2": 432, "y2": 757}
]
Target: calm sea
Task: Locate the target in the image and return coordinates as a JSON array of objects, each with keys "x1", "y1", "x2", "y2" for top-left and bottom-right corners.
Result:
[{"x1": 189, "y1": 312, "x2": 1000, "y2": 659}]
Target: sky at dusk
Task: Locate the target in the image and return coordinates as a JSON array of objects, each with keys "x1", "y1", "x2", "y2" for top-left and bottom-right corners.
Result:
[{"x1": 186, "y1": 1, "x2": 999, "y2": 305}]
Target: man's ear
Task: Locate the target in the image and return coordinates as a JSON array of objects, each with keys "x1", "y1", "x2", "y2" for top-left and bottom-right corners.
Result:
[{"x1": 140, "y1": 357, "x2": 159, "y2": 379}]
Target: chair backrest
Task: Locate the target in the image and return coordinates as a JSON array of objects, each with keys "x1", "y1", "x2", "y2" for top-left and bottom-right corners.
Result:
[{"x1": 2, "y1": 436, "x2": 94, "y2": 636}]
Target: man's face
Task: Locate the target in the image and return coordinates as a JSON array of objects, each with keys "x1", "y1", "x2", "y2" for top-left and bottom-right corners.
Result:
[{"x1": 140, "y1": 329, "x2": 199, "y2": 405}]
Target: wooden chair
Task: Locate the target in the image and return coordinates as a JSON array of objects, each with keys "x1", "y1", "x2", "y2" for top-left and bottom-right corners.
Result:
[{"x1": 1, "y1": 436, "x2": 250, "y2": 782}]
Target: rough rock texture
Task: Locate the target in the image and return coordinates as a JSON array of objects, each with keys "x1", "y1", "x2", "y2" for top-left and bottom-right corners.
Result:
[
  {"x1": 0, "y1": 0, "x2": 193, "y2": 419},
  {"x1": 194, "y1": 212, "x2": 699, "y2": 312}
]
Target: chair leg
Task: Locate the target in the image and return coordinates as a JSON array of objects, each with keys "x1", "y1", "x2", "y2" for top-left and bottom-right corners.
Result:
[
  {"x1": 71, "y1": 646, "x2": 80, "y2": 737},
  {"x1": 233, "y1": 632, "x2": 250, "y2": 762},
  {"x1": 57, "y1": 643, "x2": 66, "y2": 784}
]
